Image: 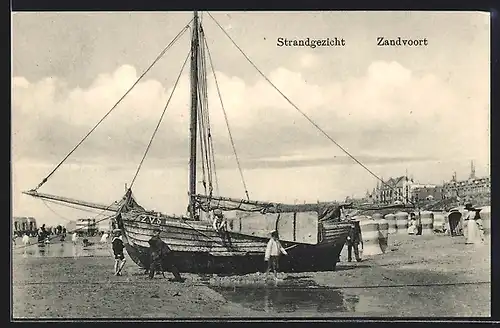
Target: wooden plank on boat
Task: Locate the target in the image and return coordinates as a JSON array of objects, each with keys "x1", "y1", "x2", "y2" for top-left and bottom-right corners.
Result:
[
  {"x1": 124, "y1": 229, "x2": 266, "y2": 248},
  {"x1": 295, "y1": 212, "x2": 318, "y2": 244},
  {"x1": 276, "y1": 212, "x2": 295, "y2": 242},
  {"x1": 124, "y1": 221, "x2": 267, "y2": 245},
  {"x1": 125, "y1": 234, "x2": 265, "y2": 253},
  {"x1": 226, "y1": 211, "x2": 279, "y2": 239},
  {"x1": 208, "y1": 251, "x2": 249, "y2": 256},
  {"x1": 226, "y1": 210, "x2": 319, "y2": 245},
  {"x1": 123, "y1": 213, "x2": 213, "y2": 231}
]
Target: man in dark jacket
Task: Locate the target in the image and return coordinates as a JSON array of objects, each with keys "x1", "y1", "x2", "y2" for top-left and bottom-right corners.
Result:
[
  {"x1": 347, "y1": 220, "x2": 362, "y2": 262},
  {"x1": 147, "y1": 229, "x2": 184, "y2": 282},
  {"x1": 38, "y1": 224, "x2": 47, "y2": 243},
  {"x1": 112, "y1": 229, "x2": 126, "y2": 276}
]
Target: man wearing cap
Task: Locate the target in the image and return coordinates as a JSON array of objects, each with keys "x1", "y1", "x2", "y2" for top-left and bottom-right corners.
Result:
[
  {"x1": 464, "y1": 203, "x2": 485, "y2": 244},
  {"x1": 112, "y1": 229, "x2": 126, "y2": 276},
  {"x1": 264, "y1": 230, "x2": 288, "y2": 277},
  {"x1": 147, "y1": 229, "x2": 184, "y2": 281}
]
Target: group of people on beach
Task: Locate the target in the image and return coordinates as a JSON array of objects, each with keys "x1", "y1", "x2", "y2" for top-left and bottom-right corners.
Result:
[{"x1": 407, "y1": 203, "x2": 485, "y2": 244}]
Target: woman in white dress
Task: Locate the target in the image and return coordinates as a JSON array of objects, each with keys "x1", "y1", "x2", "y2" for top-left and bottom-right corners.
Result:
[
  {"x1": 407, "y1": 213, "x2": 418, "y2": 235},
  {"x1": 464, "y1": 203, "x2": 484, "y2": 244},
  {"x1": 72, "y1": 232, "x2": 79, "y2": 245},
  {"x1": 100, "y1": 232, "x2": 109, "y2": 243}
]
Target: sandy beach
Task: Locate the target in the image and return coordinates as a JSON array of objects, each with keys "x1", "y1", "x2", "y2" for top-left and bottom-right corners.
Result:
[{"x1": 12, "y1": 233, "x2": 490, "y2": 318}]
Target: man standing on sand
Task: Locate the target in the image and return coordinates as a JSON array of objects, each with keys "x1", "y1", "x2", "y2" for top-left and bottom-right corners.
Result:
[
  {"x1": 147, "y1": 228, "x2": 184, "y2": 282},
  {"x1": 111, "y1": 229, "x2": 126, "y2": 276},
  {"x1": 265, "y1": 230, "x2": 288, "y2": 277},
  {"x1": 38, "y1": 224, "x2": 47, "y2": 243},
  {"x1": 346, "y1": 220, "x2": 362, "y2": 262},
  {"x1": 413, "y1": 211, "x2": 423, "y2": 236}
]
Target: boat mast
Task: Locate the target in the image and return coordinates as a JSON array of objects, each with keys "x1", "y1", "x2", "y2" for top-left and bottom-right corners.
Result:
[{"x1": 189, "y1": 11, "x2": 200, "y2": 220}]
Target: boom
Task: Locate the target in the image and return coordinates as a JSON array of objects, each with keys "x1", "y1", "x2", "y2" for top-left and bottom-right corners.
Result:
[{"x1": 22, "y1": 190, "x2": 120, "y2": 212}]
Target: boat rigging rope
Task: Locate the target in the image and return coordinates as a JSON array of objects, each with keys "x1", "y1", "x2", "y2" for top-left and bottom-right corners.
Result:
[
  {"x1": 197, "y1": 28, "x2": 218, "y2": 198},
  {"x1": 197, "y1": 41, "x2": 211, "y2": 196},
  {"x1": 128, "y1": 49, "x2": 192, "y2": 189},
  {"x1": 203, "y1": 30, "x2": 250, "y2": 201},
  {"x1": 207, "y1": 12, "x2": 415, "y2": 208},
  {"x1": 31, "y1": 20, "x2": 193, "y2": 192},
  {"x1": 40, "y1": 199, "x2": 74, "y2": 222},
  {"x1": 41, "y1": 198, "x2": 112, "y2": 216},
  {"x1": 196, "y1": 28, "x2": 220, "y2": 196},
  {"x1": 40, "y1": 199, "x2": 99, "y2": 222}
]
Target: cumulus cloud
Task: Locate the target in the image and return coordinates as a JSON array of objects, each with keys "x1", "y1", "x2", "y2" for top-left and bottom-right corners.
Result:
[
  {"x1": 12, "y1": 59, "x2": 489, "y2": 172},
  {"x1": 11, "y1": 58, "x2": 490, "y2": 225}
]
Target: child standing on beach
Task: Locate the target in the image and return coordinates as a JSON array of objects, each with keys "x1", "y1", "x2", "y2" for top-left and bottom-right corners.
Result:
[
  {"x1": 264, "y1": 230, "x2": 288, "y2": 277},
  {"x1": 112, "y1": 229, "x2": 126, "y2": 276}
]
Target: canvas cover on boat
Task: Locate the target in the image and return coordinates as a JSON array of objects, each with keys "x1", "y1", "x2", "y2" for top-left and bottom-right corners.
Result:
[
  {"x1": 193, "y1": 195, "x2": 348, "y2": 245},
  {"x1": 193, "y1": 194, "x2": 343, "y2": 221}
]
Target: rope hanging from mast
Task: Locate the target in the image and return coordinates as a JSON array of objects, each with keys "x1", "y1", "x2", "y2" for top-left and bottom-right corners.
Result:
[
  {"x1": 206, "y1": 12, "x2": 416, "y2": 207},
  {"x1": 41, "y1": 198, "x2": 111, "y2": 217},
  {"x1": 30, "y1": 20, "x2": 193, "y2": 192},
  {"x1": 202, "y1": 29, "x2": 250, "y2": 201},
  {"x1": 128, "y1": 49, "x2": 192, "y2": 189},
  {"x1": 196, "y1": 29, "x2": 213, "y2": 197}
]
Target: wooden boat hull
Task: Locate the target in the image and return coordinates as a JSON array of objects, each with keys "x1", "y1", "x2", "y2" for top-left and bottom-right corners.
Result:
[
  {"x1": 124, "y1": 239, "x2": 345, "y2": 274},
  {"x1": 118, "y1": 212, "x2": 350, "y2": 274}
]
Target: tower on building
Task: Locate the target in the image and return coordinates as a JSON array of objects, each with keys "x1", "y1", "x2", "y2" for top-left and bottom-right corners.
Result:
[{"x1": 469, "y1": 160, "x2": 476, "y2": 180}]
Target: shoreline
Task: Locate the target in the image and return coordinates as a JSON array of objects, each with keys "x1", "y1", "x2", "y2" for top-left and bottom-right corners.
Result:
[{"x1": 12, "y1": 234, "x2": 490, "y2": 318}]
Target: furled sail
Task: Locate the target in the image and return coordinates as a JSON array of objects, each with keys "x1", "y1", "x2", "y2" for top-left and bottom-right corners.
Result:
[{"x1": 193, "y1": 194, "x2": 345, "y2": 221}]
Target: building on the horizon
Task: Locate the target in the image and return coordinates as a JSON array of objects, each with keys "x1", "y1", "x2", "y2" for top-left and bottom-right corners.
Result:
[
  {"x1": 367, "y1": 160, "x2": 490, "y2": 206},
  {"x1": 12, "y1": 216, "x2": 38, "y2": 236},
  {"x1": 75, "y1": 218, "x2": 98, "y2": 236},
  {"x1": 442, "y1": 160, "x2": 490, "y2": 201},
  {"x1": 370, "y1": 175, "x2": 443, "y2": 205}
]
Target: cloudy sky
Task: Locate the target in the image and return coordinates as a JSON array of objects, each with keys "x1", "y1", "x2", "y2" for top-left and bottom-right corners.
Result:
[{"x1": 12, "y1": 11, "x2": 490, "y2": 226}]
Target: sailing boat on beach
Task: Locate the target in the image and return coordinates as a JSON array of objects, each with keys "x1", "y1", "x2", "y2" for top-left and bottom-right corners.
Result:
[{"x1": 22, "y1": 11, "x2": 375, "y2": 273}]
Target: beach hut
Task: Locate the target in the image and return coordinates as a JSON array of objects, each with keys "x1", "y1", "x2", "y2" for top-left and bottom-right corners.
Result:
[
  {"x1": 478, "y1": 206, "x2": 491, "y2": 235},
  {"x1": 385, "y1": 213, "x2": 397, "y2": 234},
  {"x1": 13, "y1": 217, "x2": 38, "y2": 237},
  {"x1": 432, "y1": 212, "x2": 447, "y2": 233},
  {"x1": 420, "y1": 211, "x2": 434, "y2": 235},
  {"x1": 447, "y1": 210, "x2": 464, "y2": 236},
  {"x1": 359, "y1": 219, "x2": 382, "y2": 256},
  {"x1": 395, "y1": 212, "x2": 409, "y2": 235}
]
